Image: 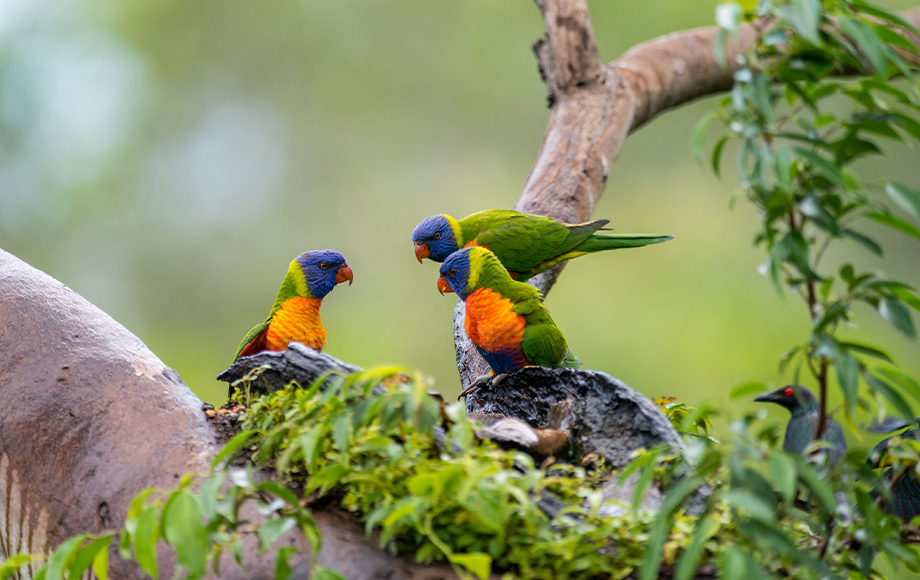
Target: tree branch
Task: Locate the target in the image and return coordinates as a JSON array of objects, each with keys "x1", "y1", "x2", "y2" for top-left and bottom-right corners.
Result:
[{"x1": 454, "y1": 0, "x2": 920, "y2": 389}]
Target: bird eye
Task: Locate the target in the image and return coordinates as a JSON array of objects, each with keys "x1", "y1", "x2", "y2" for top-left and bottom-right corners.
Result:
[
  {"x1": 434, "y1": 232, "x2": 442, "y2": 240},
  {"x1": 319, "y1": 262, "x2": 330, "y2": 270},
  {"x1": 784, "y1": 387, "x2": 793, "y2": 397},
  {"x1": 449, "y1": 268, "x2": 458, "y2": 276}
]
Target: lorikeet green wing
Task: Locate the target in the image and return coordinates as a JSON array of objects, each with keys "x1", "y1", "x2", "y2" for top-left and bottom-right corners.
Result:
[
  {"x1": 235, "y1": 320, "x2": 269, "y2": 360},
  {"x1": 461, "y1": 210, "x2": 671, "y2": 279}
]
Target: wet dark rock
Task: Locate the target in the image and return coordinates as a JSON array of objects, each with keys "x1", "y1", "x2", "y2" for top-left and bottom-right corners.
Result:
[
  {"x1": 217, "y1": 343, "x2": 361, "y2": 396},
  {"x1": 464, "y1": 367, "x2": 682, "y2": 467}
]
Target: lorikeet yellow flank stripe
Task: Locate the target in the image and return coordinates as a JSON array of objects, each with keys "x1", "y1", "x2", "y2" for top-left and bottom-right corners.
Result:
[
  {"x1": 437, "y1": 246, "x2": 580, "y2": 375},
  {"x1": 413, "y1": 209, "x2": 672, "y2": 280},
  {"x1": 234, "y1": 250, "x2": 353, "y2": 361}
]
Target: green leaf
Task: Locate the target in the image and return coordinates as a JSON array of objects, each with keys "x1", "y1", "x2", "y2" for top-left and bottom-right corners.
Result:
[
  {"x1": 134, "y1": 506, "x2": 160, "y2": 579},
  {"x1": 865, "y1": 372, "x2": 915, "y2": 420},
  {"x1": 93, "y1": 542, "x2": 109, "y2": 580},
  {"x1": 692, "y1": 114, "x2": 713, "y2": 165},
  {"x1": 886, "y1": 182, "x2": 920, "y2": 223},
  {"x1": 448, "y1": 553, "x2": 492, "y2": 580},
  {"x1": 674, "y1": 513, "x2": 715, "y2": 580},
  {"x1": 640, "y1": 476, "x2": 702, "y2": 580},
  {"x1": 781, "y1": 0, "x2": 821, "y2": 45},
  {"x1": 45, "y1": 535, "x2": 85, "y2": 580},
  {"x1": 838, "y1": 340, "x2": 893, "y2": 362},
  {"x1": 731, "y1": 382, "x2": 768, "y2": 400},
  {"x1": 839, "y1": 17, "x2": 889, "y2": 74},
  {"x1": 300, "y1": 425, "x2": 325, "y2": 472},
  {"x1": 876, "y1": 368, "x2": 920, "y2": 402},
  {"x1": 865, "y1": 212, "x2": 920, "y2": 242},
  {"x1": 68, "y1": 536, "x2": 112, "y2": 580},
  {"x1": 314, "y1": 567, "x2": 349, "y2": 580},
  {"x1": 836, "y1": 351, "x2": 860, "y2": 414},
  {"x1": 163, "y1": 492, "x2": 207, "y2": 578},
  {"x1": 211, "y1": 430, "x2": 255, "y2": 470},
  {"x1": 842, "y1": 229, "x2": 882, "y2": 256},
  {"x1": 274, "y1": 546, "x2": 297, "y2": 580},
  {"x1": 769, "y1": 453, "x2": 798, "y2": 504},
  {"x1": 878, "y1": 297, "x2": 916, "y2": 338},
  {"x1": 257, "y1": 517, "x2": 297, "y2": 553},
  {"x1": 890, "y1": 286, "x2": 920, "y2": 313},
  {"x1": 794, "y1": 148, "x2": 846, "y2": 187},
  {"x1": 711, "y1": 136, "x2": 729, "y2": 178},
  {"x1": 716, "y1": 3, "x2": 742, "y2": 35},
  {"x1": 798, "y1": 464, "x2": 837, "y2": 514}
]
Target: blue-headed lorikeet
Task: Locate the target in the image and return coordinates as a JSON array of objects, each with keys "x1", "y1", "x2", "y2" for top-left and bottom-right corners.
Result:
[
  {"x1": 437, "y1": 246, "x2": 581, "y2": 383},
  {"x1": 234, "y1": 250, "x2": 353, "y2": 361},
  {"x1": 413, "y1": 209, "x2": 672, "y2": 280},
  {"x1": 754, "y1": 385, "x2": 847, "y2": 465}
]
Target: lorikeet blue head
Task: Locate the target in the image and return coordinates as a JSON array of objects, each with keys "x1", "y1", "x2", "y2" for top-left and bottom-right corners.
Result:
[
  {"x1": 754, "y1": 385, "x2": 818, "y2": 414},
  {"x1": 437, "y1": 247, "x2": 474, "y2": 299},
  {"x1": 412, "y1": 214, "x2": 462, "y2": 263},
  {"x1": 294, "y1": 250, "x2": 353, "y2": 299}
]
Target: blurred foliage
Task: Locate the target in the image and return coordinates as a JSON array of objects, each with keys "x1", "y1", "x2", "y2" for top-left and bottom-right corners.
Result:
[{"x1": 0, "y1": 0, "x2": 916, "y2": 422}]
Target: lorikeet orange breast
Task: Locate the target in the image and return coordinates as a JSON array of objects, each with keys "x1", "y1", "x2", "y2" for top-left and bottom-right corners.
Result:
[
  {"x1": 413, "y1": 209, "x2": 672, "y2": 280},
  {"x1": 234, "y1": 250, "x2": 352, "y2": 361},
  {"x1": 437, "y1": 246, "x2": 580, "y2": 375},
  {"x1": 464, "y1": 287, "x2": 532, "y2": 373}
]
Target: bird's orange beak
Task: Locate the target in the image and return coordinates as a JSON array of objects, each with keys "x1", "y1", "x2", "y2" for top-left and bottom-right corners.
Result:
[
  {"x1": 437, "y1": 277, "x2": 453, "y2": 296},
  {"x1": 335, "y1": 265, "x2": 354, "y2": 285},
  {"x1": 415, "y1": 242, "x2": 430, "y2": 264}
]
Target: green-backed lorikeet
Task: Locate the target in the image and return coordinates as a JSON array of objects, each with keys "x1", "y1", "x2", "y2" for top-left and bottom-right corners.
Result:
[
  {"x1": 437, "y1": 246, "x2": 581, "y2": 380},
  {"x1": 234, "y1": 250, "x2": 353, "y2": 361},
  {"x1": 867, "y1": 417, "x2": 920, "y2": 522},
  {"x1": 412, "y1": 209, "x2": 672, "y2": 280},
  {"x1": 754, "y1": 385, "x2": 848, "y2": 465}
]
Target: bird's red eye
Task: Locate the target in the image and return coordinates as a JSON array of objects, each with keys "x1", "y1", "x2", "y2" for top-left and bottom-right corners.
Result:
[
  {"x1": 434, "y1": 232, "x2": 442, "y2": 240},
  {"x1": 784, "y1": 387, "x2": 793, "y2": 397},
  {"x1": 448, "y1": 268, "x2": 458, "y2": 277},
  {"x1": 319, "y1": 262, "x2": 330, "y2": 270}
]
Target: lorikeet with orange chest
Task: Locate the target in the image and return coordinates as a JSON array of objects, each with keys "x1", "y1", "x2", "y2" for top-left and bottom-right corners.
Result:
[
  {"x1": 413, "y1": 209, "x2": 672, "y2": 280},
  {"x1": 437, "y1": 246, "x2": 580, "y2": 383},
  {"x1": 234, "y1": 250, "x2": 353, "y2": 361}
]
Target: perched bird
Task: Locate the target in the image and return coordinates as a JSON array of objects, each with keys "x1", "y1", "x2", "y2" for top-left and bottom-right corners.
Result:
[
  {"x1": 437, "y1": 246, "x2": 581, "y2": 385},
  {"x1": 412, "y1": 209, "x2": 672, "y2": 280},
  {"x1": 866, "y1": 418, "x2": 920, "y2": 522},
  {"x1": 754, "y1": 385, "x2": 847, "y2": 465},
  {"x1": 234, "y1": 250, "x2": 353, "y2": 361}
]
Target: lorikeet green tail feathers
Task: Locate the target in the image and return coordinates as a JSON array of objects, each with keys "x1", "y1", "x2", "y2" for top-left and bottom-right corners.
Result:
[
  {"x1": 577, "y1": 232, "x2": 675, "y2": 252},
  {"x1": 561, "y1": 348, "x2": 582, "y2": 369}
]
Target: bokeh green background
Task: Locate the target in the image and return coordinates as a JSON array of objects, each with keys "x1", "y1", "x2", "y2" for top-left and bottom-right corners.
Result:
[{"x1": 1, "y1": 0, "x2": 918, "y2": 441}]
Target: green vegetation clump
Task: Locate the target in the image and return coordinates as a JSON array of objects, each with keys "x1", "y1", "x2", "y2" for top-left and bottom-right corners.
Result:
[{"x1": 229, "y1": 368, "x2": 695, "y2": 579}]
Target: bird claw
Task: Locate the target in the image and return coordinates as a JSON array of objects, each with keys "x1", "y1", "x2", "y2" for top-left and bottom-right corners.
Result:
[{"x1": 458, "y1": 373, "x2": 508, "y2": 399}]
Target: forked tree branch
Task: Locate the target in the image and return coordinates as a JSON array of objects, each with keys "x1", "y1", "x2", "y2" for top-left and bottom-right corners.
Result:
[{"x1": 455, "y1": 0, "x2": 920, "y2": 389}]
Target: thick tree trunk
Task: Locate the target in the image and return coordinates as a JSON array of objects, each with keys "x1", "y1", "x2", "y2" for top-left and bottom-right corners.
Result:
[{"x1": 2, "y1": 0, "x2": 919, "y2": 577}]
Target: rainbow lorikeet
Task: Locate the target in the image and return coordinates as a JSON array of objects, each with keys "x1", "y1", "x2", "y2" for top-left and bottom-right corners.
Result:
[
  {"x1": 437, "y1": 246, "x2": 581, "y2": 385},
  {"x1": 754, "y1": 386, "x2": 847, "y2": 465},
  {"x1": 413, "y1": 209, "x2": 672, "y2": 280},
  {"x1": 234, "y1": 250, "x2": 353, "y2": 361}
]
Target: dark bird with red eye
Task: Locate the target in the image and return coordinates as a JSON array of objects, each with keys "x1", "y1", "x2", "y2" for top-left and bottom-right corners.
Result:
[{"x1": 755, "y1": 385, "x2": 848, "y2": 465}]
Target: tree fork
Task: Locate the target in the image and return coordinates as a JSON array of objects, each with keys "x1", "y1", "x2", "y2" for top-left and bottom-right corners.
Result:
[{"x1": 453, "y1": 0, "x2": 920, "y2": 388}]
